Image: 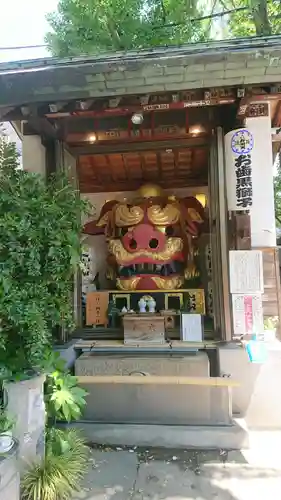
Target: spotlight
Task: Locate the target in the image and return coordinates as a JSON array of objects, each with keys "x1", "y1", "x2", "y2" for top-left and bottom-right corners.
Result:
[
  {"x1": 131, "y1": 113, "x2": 144, "y2": 125},
  {"x1": 189, "y1": 125, "x2": 205, "y2": 135},
  {"x1": 88, "y1": 134, "x2": 96, "y2": 143}
]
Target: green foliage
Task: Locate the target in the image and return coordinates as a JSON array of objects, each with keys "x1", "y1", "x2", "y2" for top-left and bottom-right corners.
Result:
[
  {"x1": 45, "y1": 0, "x2": 209, "y2": 56},
  {"x1": 0, "y1": 408, "x2": 15, "y2": 433},
  {"x1": 45, "y1": 369, "x2": 88, "y2": 423},
  {"x1": 222, "y1": 0, "x2": 281, "y2": 38},
  {"x1": 22, "y1": 428, "x2": 90, "y2": 500},
  {"x1": 22, "y1": 353, "x2": 89, "y2": 499},
  {"x1": 45, "y1": 0, "x2": 281, "y2": 57},
  {"x1": 264, "y1": 316, "x2": 279, "y2": 331},
  {"x1": 0, "y1": 136, "x2": 89, "y2": 380}
]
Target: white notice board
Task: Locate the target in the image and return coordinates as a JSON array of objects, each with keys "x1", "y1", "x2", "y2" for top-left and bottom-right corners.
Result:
[
  {"x1": 229, "y1": 250, "x2": 263, "y2": 294},
  {"x1": 181, "y1": 314, "x2": 203, "y2": 342}
]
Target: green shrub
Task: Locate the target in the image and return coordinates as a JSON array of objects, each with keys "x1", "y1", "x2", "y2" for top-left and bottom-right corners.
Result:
[
  {"x1": 22, "y1": 428, "x2": 89, "y2": 500},
  {"x1": 45, "y1": 368, "x2": 88, "y2": 423},
  {"x1": 0, "y1": 407, "x2": 14, "y2": 433},
  {"x1": 0, "y1": 136, "x2": 89, "y2": 380}
]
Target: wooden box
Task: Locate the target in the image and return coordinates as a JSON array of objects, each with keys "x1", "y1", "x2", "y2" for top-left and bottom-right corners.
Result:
[{"x1": 123, "y1": 314, "x2": 165, "y2": 345}]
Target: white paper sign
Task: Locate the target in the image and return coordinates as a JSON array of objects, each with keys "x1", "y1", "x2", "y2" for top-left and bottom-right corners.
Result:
[
  {"x1": 229, "y1": 250, "x2": 263, "y2": 294},
  {"x1": 225, "y1": 129, "x2": 254, "y2": 211},
  {"x1": 232, "y1": 294, "x2": 263, "y2": 335},
  {"x1": 181, "y1": 314, "x2": 203, "y2": 342}
]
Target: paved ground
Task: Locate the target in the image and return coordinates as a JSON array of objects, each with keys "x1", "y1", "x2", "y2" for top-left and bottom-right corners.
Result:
[{"x1": 73, "y1": 439, "x2": 281, "y2": 500}]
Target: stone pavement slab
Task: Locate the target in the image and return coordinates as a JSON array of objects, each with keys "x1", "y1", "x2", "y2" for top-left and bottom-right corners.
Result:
[
  {"x1": 72, "y1": 446, "x2": 281, "y2": 500},
  {"x1": 72, "y1": 449, "x2": 138, "y2": 500}
]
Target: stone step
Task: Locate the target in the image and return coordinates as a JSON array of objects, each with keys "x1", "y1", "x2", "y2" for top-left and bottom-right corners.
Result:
[{"x1": 65, "y1": 419, "x2": 249, "y2": 450}]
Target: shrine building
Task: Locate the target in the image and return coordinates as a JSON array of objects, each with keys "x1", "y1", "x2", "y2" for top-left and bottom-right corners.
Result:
[{"x1": 1, "y1": 35, "x2": 281, "y2": 446}]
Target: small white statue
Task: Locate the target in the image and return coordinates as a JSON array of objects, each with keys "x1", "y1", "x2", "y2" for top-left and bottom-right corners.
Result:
[
  {"x1": 121, "y1": 306, "x2": 128, "y2": 314},
  {"x1": 147, "y1": 297, "x2": 156, "y2": 313},
  {"x1": 138, "y1": 297, "x2": 146, "y2": 313}
]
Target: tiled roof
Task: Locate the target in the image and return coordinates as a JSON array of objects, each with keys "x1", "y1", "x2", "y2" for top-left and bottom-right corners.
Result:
[{"x1": 1, "y1": 36, "x2": 281, "y2": 106}]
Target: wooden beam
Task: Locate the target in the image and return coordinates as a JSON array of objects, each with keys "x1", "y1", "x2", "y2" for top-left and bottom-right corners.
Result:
[
  {"x1": 77, "y1": 375, "x2": 239, "y2": 387},
  {"x1": 139, "y1": 152, "x2": 146, "y2": 176},
  {"x1": 174, "y1": 149, "x2": 179, "y2": 177},
  {"x1": 71, "y1": 137, "x2": 209, "y2": 156},
  {"x1": 122, "y1": 153, "x2": 131, "y2": 179},
  {"x1": 23, "y1": 117, "x2": 61, "y2": 140},
  {"x1": 273, "y1": 101, "x2": 281, "y2": 127},
  {"x1": 105, "y1": 154, "x2": 116, "y2": 182},
  {"x1": 79, "y1": 176, "x2": 208, "y2": 193},
  {"x1": 74, "y1": 339, "x2": 217, "y2": 349},
  {"x1": 156, "y1": 151, "x2": 162, "y2": 178},
  {"x1": 87, "y1": 156, "x2": 102, "y2": 184}
]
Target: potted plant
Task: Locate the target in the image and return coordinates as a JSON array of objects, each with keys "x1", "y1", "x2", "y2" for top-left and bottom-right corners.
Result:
[
  {"x1": 21, "y1": 357, "x2": 89, "y2": 500},
  {"x1": 0, "y1": 407, "x2": 15, "y2": 453},
  {"x1": 0, "y1": 133, "x2": 89, "y2": 465},
  {"x1": 22, "y1": 427, "x2": 89, "y2": 500},
  {"x1": 264, "y1": 316, "x2": 279, "y2": 341}
]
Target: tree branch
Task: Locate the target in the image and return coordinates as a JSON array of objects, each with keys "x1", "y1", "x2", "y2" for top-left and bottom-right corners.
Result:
[{"x1": 152, "y1": 6, "x2": 249, "y2": 29}]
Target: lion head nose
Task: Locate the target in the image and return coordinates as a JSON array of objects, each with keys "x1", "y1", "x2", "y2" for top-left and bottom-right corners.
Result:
[{"x1": 122, "y1": 224, "x2": 166, "y2": 253}]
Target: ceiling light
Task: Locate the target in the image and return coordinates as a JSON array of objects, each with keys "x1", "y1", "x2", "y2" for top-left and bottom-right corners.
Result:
[
  {"x1": 131, "y1": 113, "x2": 144, "y2": 125},
  {"x1": 189, "y1": 125, "x2": 205, "y2": 135},
  {"x1": 88, "y1": 134, "x2": 96, "y2": 143}
]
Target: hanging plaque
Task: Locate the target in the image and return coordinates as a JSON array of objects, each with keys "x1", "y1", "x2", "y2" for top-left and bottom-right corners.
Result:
[
  {"x1": 229, "y1": 250, "x2": 263, "y2": 294},
  {"x1": 224, "y1": 128, "x2": 254, "y2": 211}
]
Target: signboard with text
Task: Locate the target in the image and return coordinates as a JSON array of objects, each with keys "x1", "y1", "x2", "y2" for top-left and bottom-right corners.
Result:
[
  {"x1": 225, "y1": 128, "x2": 254, "y2": 211},
  {"x1": 232, "y1": 294, "x2": 263, "y2": 336},
  {"x1": 229, "y1": 250, "x2": 264, "y2": 294}
]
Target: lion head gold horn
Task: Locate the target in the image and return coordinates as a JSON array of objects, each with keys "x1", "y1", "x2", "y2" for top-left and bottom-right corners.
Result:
[
  {"x1": 147, "y1": 203, "x2": 180, "y2": 226},
  {"x1": 96, "y1": 200, "x2": 119, "y2": 227},
  {"x1": 83, "y1": 200, "x2": 118, "y2": 235},
  {"x1": 114, "y1": 203, "x2": 144, "y2": 227},
  {"x1": 180, "y1": 197, "x2": 206, "y2": 236}
]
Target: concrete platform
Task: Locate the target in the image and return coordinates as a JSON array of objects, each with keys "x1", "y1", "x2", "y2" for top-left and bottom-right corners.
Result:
[
  {"x1": 75, "y1": 352, "x2": 234, "y2": 426},
  {"x1": 70, "y1": 419, "x2": 249, "y2": 450},
  {"x1": 218, "y1": 341, "x2": 281, "y2": 429}
]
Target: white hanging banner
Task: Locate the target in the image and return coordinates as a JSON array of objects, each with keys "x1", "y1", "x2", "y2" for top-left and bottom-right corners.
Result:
[{"x1": 224, "y1": 128, "x2": 254, "y2": 211}]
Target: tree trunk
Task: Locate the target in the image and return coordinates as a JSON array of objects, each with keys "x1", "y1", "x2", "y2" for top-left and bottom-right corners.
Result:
[{"x1": 250, "y1": 0, "x2": 272, "y2": 35}]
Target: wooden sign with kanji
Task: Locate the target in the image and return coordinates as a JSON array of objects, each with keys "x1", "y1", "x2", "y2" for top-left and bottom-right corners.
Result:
[{"x1": 86, "y1": 292, "x2": 109, "y2": 326}]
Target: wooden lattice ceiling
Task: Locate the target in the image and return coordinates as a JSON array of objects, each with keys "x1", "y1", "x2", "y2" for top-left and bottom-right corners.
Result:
[{"x1": 78, "y1": 147, "x2": 208, "y2": 193}]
